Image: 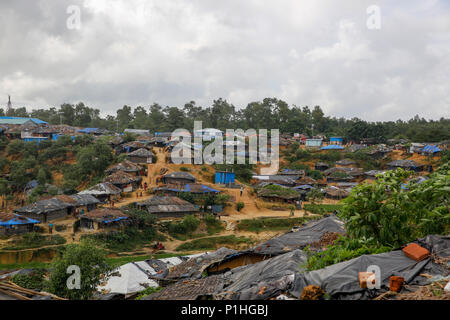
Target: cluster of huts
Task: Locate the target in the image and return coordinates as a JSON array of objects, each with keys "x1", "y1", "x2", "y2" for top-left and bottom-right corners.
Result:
[{"x1": 92, "y1": 213, "x2": 449, "y2": 300}]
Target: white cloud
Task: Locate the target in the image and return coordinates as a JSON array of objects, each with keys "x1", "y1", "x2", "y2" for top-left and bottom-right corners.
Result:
[{"x1": 0, "y1": 0, "x2": 449, "y2": 121}]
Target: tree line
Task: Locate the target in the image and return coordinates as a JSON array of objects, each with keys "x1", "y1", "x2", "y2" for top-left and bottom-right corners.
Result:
[{"x1": 2, "y1": 97, "x2": 449, "y2": 142}]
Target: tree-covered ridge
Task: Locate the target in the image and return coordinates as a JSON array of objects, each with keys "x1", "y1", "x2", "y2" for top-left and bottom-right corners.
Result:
[{"x1": 2, "y1": 98, "x2": 449, "y2": 142}]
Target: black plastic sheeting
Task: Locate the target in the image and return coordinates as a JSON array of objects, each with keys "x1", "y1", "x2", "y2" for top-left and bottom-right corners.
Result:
[
  {"x1": 251, "y1": 215, "x2": 345, "y2": 256},
  {"x1": 216, "y1": 249, "x2": 307, "y2": 300},
  {"x1": 289, "y1": 235, "x2": 450, "y2": 300}
]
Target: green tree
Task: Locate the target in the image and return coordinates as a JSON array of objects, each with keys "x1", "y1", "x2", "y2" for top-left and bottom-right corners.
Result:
[{"x1": 48, "y1": 240, "x2": 112, "y2": 300}]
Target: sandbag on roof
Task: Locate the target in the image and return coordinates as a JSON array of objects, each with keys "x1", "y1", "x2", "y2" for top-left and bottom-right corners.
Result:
[
  {"x1": 251, "y1": 215, "x2": 345, "y2": 256},
  {"x1": 217, "y1": 250, "x2": 307, "y2": 300},
  {"x1": 289, "y1": 235, "x2": 450, "y2": 300}
]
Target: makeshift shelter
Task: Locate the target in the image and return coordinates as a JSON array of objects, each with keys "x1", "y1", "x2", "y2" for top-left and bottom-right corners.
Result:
[
  {"x1": 124, "y1": 129, "x2": 150, "y2": 136},
  {"x1": 367, "y1": 145, "x2": 392, "y2": 159},
  {"x1": 78, "y1": 182, "x2": 121, "y2": 203},
  {"x1": 136, "y1": 196, "x2": 198, "y2": 218},
  {"x1": 256, "y1": 184, "x2": 301, "y2": 203},
  {"x1": 278, "y1": 169, "x2": 305, "y2": 177},
  {"x1": 324, "y1": 187, "x2": 350, "y2": 199},
  {"x1": 290, "y1": 235, "x2": 450, "y2": 300},
  {"x1": 127, "y1": 148, "x2": 155, "y2": 164},
  {"x1": 346, "y1": 144, "x2": 366, "y2": 153},
  {"x1": 386, "y1": 160, "x2": 424, "y2": 172},
  {"x1": 305, "y1": 139, "x2": 323, "y2": 148},
  {"x1": 79, "y1": 208, "x2": 128, "y2": 230},
  {"x1": 103, "y1": 171, "x2": 142, "y2": 192},
  {"x1": 335, "y1": 159, "x2": 357, "y2": 167},
  {"x1": 321, "y1": 145, "x2": 344, "y2": 150},
  {"x1": 14, "y1": 198, "x2": 72, "y2": 222},
  {"x1": 421, "y1": 145, "x2": 441, "y2": 156},
  {"x1": 106, "y1": 160, "x2": 144, "y2": 176},
  {"x1": 154, "y1": 184, "x2": 220, "y2": 197},
  {"x1": 364, "y1": 170, "x2": 386, "y2": 180},
  {"x1": 144, "y1": 275, "x2": 224, "y2": 300},
  {"x1": 329, "y1": 137, "x2": 343, "y2": 145},
  {"x1": 165, "y1": 247, "x2": 238, "y2": 280},
  {"x1": 295, "y1": 176, "x2": 317, "y2": 186},
  {"x1": 214, "y1": 171, "x2": 236, "y2": 185},
  {"x1": 69, "y1": 194, "x2": 100, "y2": 212},
  {"x1": 216, "y1": 250, "x2": 307, "y2": 300},
  {"x1": 409, "y1": 143, "x2": 425, "y2": 154},
  {"x1": 250, "y1": 215, "x2": 345, "y2": 256},
  {"x1": 161, "y1": 172, "x2": 196, "y2": 185},
  {"x1": 252, "y1": 175, "x2": 299, "y2": 187},
  {"x1": 122, "y1": 141, "x2": 146, "y2": 153},
  {"x1": 0, "y1": 213, "x2": 40, "y2": 236},
  {"x1": 314, "y1": 162, "x2": 330, "y2": 171}
]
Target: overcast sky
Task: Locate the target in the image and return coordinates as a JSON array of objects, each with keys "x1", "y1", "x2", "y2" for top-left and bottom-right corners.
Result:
[{"x1": 0, "y1": 0, "x2": 449, "y2": 121}]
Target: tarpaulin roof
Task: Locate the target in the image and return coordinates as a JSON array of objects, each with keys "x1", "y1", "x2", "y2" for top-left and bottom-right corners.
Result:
[
  {"x1": 422, "y1": 145, "x2": 441, "y2": 153},
  {"x1": 250, "y1": 215, "x2": 345, "y2": 256},
  {"x1": 289, "y1": 235, "x2": 450, "y2": 300},
  {"x1": 156, "y1": 183, "x2": 220, "y2": 194},
  {"x1": 216, "y1": 250, "x2": 307, "y2": 300},
  {"x1": 166, "y1": 247, "x2": 238, "y2": 280},
  {"x1": 0, "y1": 213, "x2": 40, "y2": 226},
  {"x1": 321, "y1": 145, "x2": 344, "y2": 150}
]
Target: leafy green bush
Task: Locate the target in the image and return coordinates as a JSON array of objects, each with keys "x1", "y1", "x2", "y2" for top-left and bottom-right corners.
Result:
[
  {"x1": 339, "y1": 165, "x2": 450, "y2": 247},
  {"x1": 204, "y1": 214, "x2": 225, "y2": 235},
  {"x1": 236, "y1": 202, "x2": 245, "y2": 212},
  {"x1": 303, "y1": 236, "x2": 392, "y2": 271},
  {"x1": 168, "y1": 214, "x2": 201, "y2": 237},
  {"x1": 11, "y1": 269, "x2": 48, "y2": 291},
  {"x1": 48, "y1": 240, "x2": 112, "y2": 300}
]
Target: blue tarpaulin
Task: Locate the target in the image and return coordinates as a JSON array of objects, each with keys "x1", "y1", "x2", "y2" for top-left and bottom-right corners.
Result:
[
  {"x1": 103, "y1": 217, "x2": 128, "y2": 224},
  {"x1": 77, "y1": 128, "x2": 100, "y2": 134},
  {"x1": 0, "y1": 214, "x2": 40, "y2": 226},
  {"x1": 321, "y1": 145, "x2": 344, "y2": 150},
  {"x1": 164, "y1": 184, "x2": 220, "y2": 193},
  {"x1": 422, "y1": 145, "x2": 441, "y2": 154}
]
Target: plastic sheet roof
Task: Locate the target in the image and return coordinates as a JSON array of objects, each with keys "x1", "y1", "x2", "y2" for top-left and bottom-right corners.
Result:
[
  {"x1": 321, "y1": 145, "x2": 344, "y2": 150},
  {"x1": 422, "y1": 145, "x2": 441, "y2": 153},
  {"x1": 0, "y1": 213, "x2": 40, "y2": 226}
]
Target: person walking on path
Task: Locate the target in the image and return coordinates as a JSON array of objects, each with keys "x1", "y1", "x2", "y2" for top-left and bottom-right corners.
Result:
[{"x1": 240, "y1": 186, "x2": 243, "y2": 197}]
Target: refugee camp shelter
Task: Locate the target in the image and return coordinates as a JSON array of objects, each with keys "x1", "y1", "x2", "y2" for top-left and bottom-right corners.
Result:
[
  {"x1": 154, "y1": 184, "x2": 220, "y2": 197},
  {"x1": 127, "y1": 148, "x2": 155, "y2": 164},
  {"x1": 329, "y1": 137, "x2": 343, "y2": 145},
  {"x1": 103, "y1": 171, "x2": 142, "y2": 192},
  {"x1": 136, "y1": 196, "x2": 198, "y2": 218},
  {"x1": 409, "y1": 143, "x2": 425, "y2": 154},
  {"x1": 78, "y1": 182, "x2": 122, "y2": 203},
  {"x1": 321, "y1": 144, "x2": 344, "y2": 150},
  {"x1": 256, "y1": 184, "x2": 301, "y2": 203},
  {"x1": 106, "y1": 160, "x2": 144, "y2": 176},
  {"x1": 124, "y1": 129, "x2": 150, "y2": 136},
  {"x1": 305, "y1": 139, "x2": 323, "y2": 148},
  {"x1": 214, "y1": 171, "x2": 235, "y2": 185},
  {"x1": 289, "y1": 235, "x2": 450, "y2": 300},
  {"x1": 278, "y1": 169, "x2": 305, "y2": 177},
  {"x1": 77, "y1": 128, "x2": 105, "y2": 135},
  {"x1": 14, "y1": 198, "x2": 71, "y2": 222},
  {"x1": 314, "y1": 162, "x2": 330, "y2": 171},
  {"x1": 0, "y1": 117, "x2": 47, "y2": 125},
  {"x1": 421, "y1": 145, "x2": 441, "y2": 156},
  {"x1": 122, "y1": 141, "x2": 146, "y2": 153},
  {"x1": 335, "y1": 159, "x2": 357, "y2": 167},
  {"x1": 80, "y1": 208, "x2": 128, "y2": 230},
  {"x1": 0, "y1": 213, "x2": 40, "y2": 236},
  {"x1": 324, "y1": 187, "x2": 350, "y2": 199},
  {"x1": 161, "y1": 172, "x2": 196, "y2": 184},
  {"x1": 386, "y1": 160, "x2": 424, "y2": 172}
]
